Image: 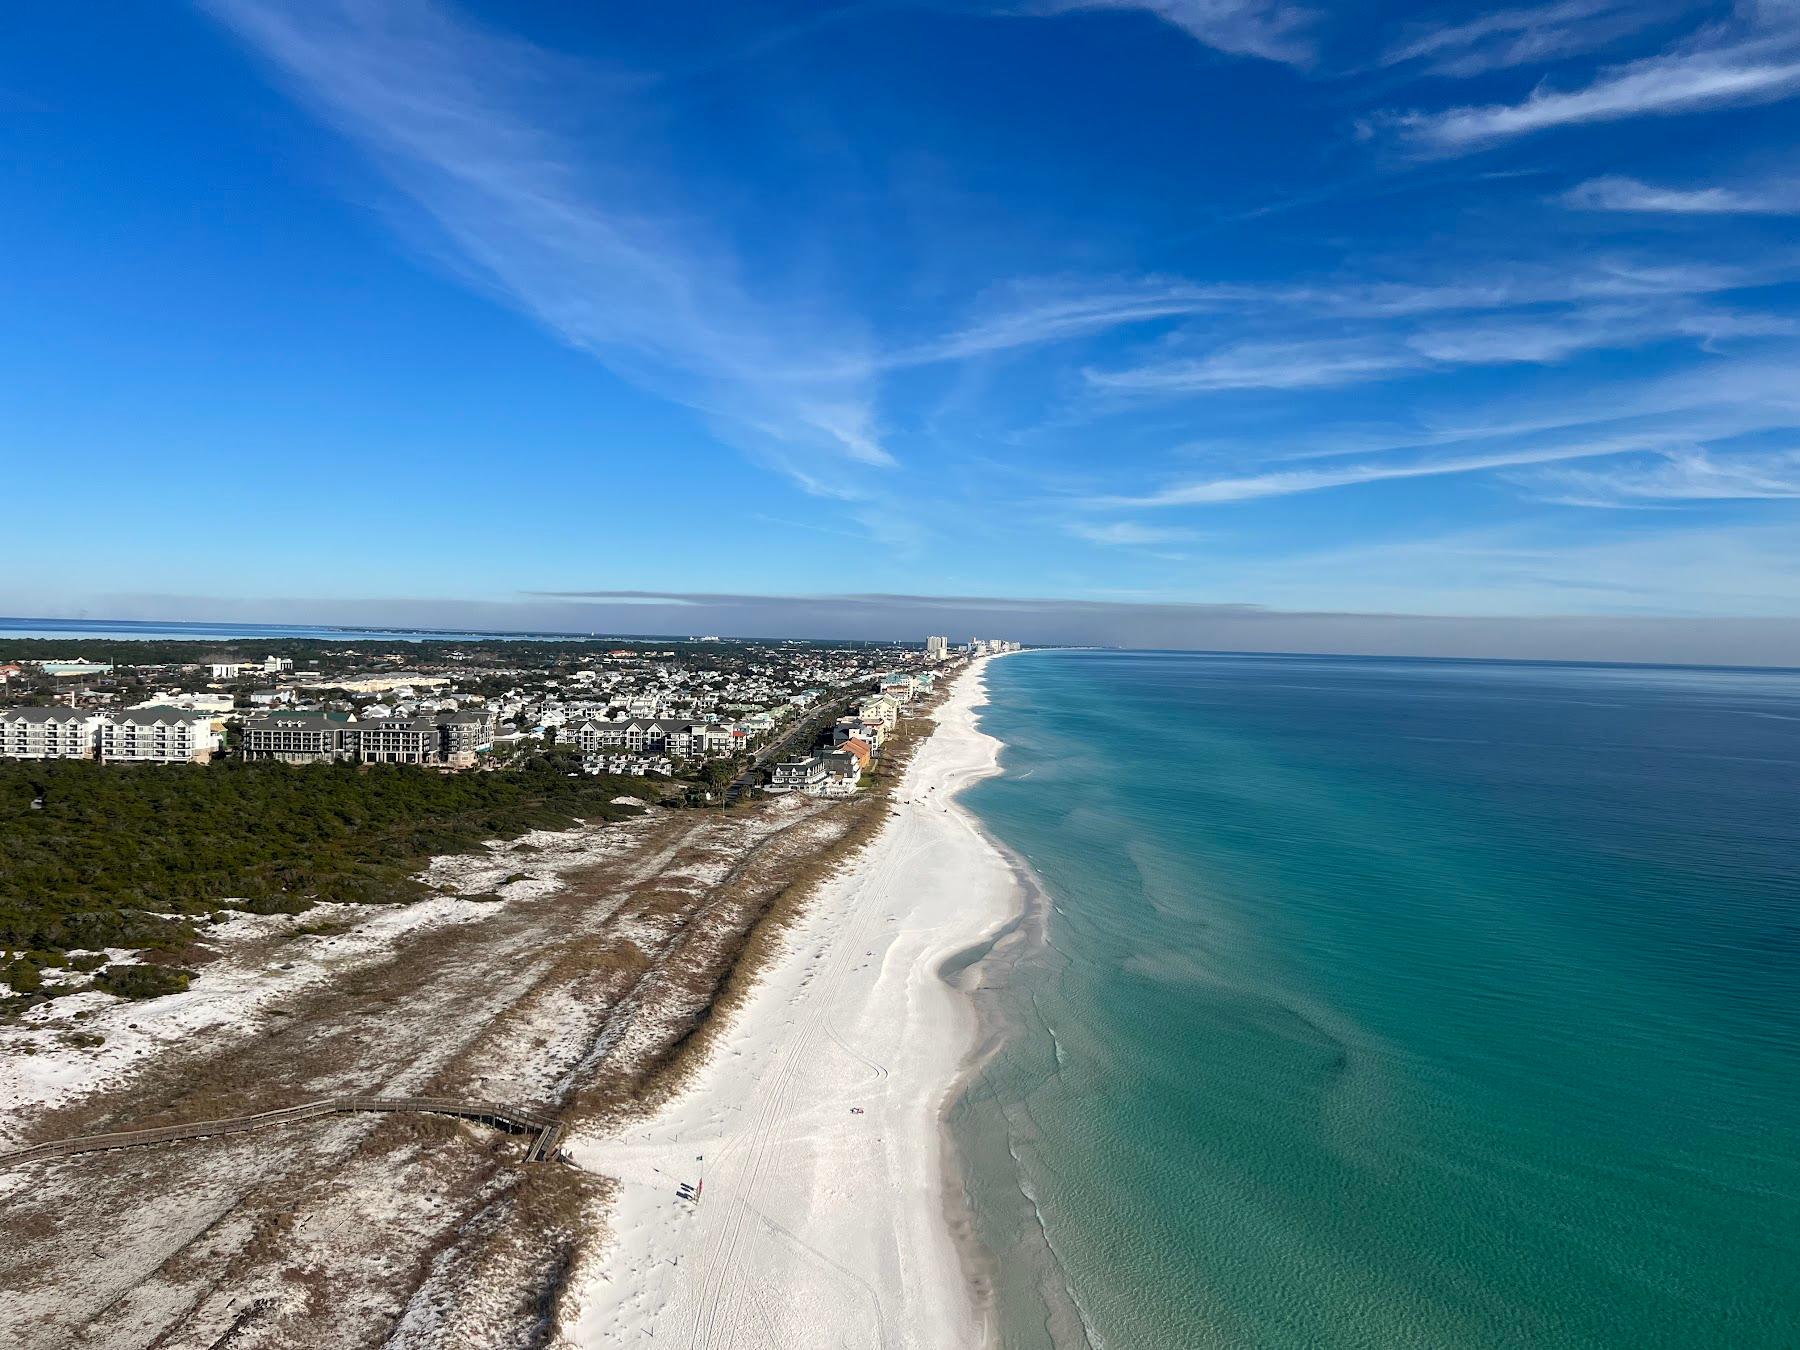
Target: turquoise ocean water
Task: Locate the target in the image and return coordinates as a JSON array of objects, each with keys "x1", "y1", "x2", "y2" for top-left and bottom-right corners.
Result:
[{"x1": 951, "y1": 650, "x2": 1800, "y2": 1349}]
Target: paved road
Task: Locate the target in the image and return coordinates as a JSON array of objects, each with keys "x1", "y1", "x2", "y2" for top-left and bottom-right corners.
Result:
[{"x1": 725, "y1": 690, "x2": 860, "y2": 802}]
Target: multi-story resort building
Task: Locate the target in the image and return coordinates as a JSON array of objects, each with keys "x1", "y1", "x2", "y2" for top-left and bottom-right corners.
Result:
[
  {"x1": 0, "y1": 708, "x2": 106, "y2": 759},
  {"x1": 239, "y1": 710, "x2": 496, "y2": 766},
  {"x1": 0, "y1": 707, "x2": 217, "y2": 763},
  {"x1": 239, "y1": 711, "x2": 354, "y2": 763},
  {"x1": 99, "y1": 709, "x2": 220, "y2": 763},
  {"x1": 563, "y1": 718, "x2": 742, "y2": 761},
  {"x1": 351, "y1": 715, "x2": 442, "y2": 764},
  {"x1": 438, "y1": 711, "x2": 494, "y2": 766}
]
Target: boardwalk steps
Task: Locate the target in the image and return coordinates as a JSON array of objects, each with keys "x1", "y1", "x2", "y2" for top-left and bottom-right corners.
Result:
[{"x1": 0, "y1": 1096, "x2": 562, "y2": 1170}]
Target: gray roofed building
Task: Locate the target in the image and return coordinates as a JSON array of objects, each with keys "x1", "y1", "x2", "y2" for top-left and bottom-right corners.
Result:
[
  {"x1": 0, "y1": 707, "x2": 105, "y2": 760},
  {"x1": 240, "y1": 711, "x2": 353, "y2": 763},
  {"x1": 100, "y1": 708, "x2": 220, "y2": 763}
]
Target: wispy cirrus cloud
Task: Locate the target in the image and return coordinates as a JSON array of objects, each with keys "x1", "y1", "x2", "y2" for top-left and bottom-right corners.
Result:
[
  {"x1": 1084, "y1": 303, "x2": 1791, "y2": 393},
  {"x1": 1525, "y1": 446, "x2": 1800, "y2": 506},
  {"x1": 1380, "y1": 7, "x2": 1800, "y2": 152},
  {"x1": 202, "y1": 0, "x2": 894, "y2": 491},
  {"x1": 886, "y1": 278, "x2": 1250, "y2": 368},
  {"x1": 1086, "y1": 436, "x2": 1670, "y2": 507},
  {"x1": 1560, "y1": 173, "x2": 1800, "y2": 213},
  {"x1": 1020, "y1": 0, "x2": 1321, "y2": 66},
  {"x1": 1406, "y1": 303, "x2": 1794, "y2": 362},
  {"x1": 1087, "y1": 336, "x2": 1419, "y2": 392},
  {"x1": 1380, "y1": 0, "x2": 1678, "y2": 78},
  {"x1": 1064, "y1": 349, "x2": 1800, "y2": 545},
  {"x1": 1064, "y1": 519, "x2": 1200, "y2": 545},
  {"x1": 932, "y1": 256, "x2": 1788, "y2": 367}
]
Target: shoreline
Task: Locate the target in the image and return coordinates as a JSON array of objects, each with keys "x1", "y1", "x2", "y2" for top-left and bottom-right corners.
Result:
[
  {"x1": 932, "y1": 653, "x2": 1100, "y2": 1350},
  {"x1": 935, "y1": 829, "x2": 1101, "y2": 1350},
  {"x1": 561, "y1": 654, "x2": 1029, "y2": 1347}
]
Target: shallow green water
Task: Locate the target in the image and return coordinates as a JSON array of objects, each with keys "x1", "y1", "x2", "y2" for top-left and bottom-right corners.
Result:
[{"x1": 952, "y1": 651, "x2": 1800, "y2": 1349}]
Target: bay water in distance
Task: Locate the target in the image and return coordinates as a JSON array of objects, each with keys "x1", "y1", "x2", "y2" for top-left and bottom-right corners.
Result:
[{"x1": 953, "y1": 650, "x2": 1800, "y2": 1349}]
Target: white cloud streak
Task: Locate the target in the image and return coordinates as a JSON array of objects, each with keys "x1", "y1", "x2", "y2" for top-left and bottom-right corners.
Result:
[
  {"x1": 1084, "y1": 304, "x2": 1791, "y2": 393},
  {"x1": 1527, "y1": 447, "x2": 1800, "y2": 505},
  {"x1": 1027, "y1": 0, "x2": 1321, "y2": 65},
  {"x1": 1381, "y1": 0, "x2": 1678, "y2": 78},
  {"x1": 1384, "y1": 10, "x2": 1800, "y2": 152},
  {"x1": 1065, "y1": 519, "x2": 1200, "y2": 544},
  {"x1": 1069, "y1": 352, "x2": 1800, "y2": 533},
  {"x1": 202, "y1": 0, "x2": 895, "y2": 489},
  {"x1": 912, "y1": 258, "x2": 1791, "y2": 376},
  {"x1": 1086, "y1": 337, "x2": 1420, "y2": 392},
  {"x1": 1560, "y1": 174, "x2": 1800, "y2": 213},
  {"x1": 1092, "y1": 436, "x2": 1670, "y2": 506},
  {"x1": 888, "y1": 280, "x2": 1251, "y2": 367}
]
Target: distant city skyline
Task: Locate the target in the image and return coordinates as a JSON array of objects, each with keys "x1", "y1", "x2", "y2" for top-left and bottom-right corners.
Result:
[{"x1": 7, "y1": 2, "x2": 1800, "y2": 656}]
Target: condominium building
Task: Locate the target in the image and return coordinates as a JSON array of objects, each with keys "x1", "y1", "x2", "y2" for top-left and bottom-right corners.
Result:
[
  {"x1": 239, "y1": 711, "x2": 353, "y2": 763},
  {"x1": 100, "y1": 709, "x2": 220, "y2": 763},
  {"x1": 438, "y1": 711, "x2": 496, "y2": 766},
  {"x1": 240, "y1": 709, "x2": 496, "y2": 766},
  {"x1": 925, "y1": 635, "x2": 949, "y2": 661},
  {"x1": 352, "y1": 715, "x2": 441, "y2": 764},
  {"x1": 0, "y1": 707, "x2": 105, "y2": 760},
  {"x1": 564, "y1": 718, "x2": 739, "y2": 761}
]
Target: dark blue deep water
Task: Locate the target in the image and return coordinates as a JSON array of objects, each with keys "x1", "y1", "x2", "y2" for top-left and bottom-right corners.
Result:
[{"x1": 953, "y1": 650, "x2": 1800, "y2": 1349}]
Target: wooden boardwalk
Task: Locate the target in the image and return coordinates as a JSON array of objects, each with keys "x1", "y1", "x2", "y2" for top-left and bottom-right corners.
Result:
[{"x1": 0, "y1": 1097, "x2": 563, "y2": 1170}]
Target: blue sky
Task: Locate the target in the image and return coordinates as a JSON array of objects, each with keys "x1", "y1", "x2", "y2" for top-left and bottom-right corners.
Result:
[{"x1": 6, "y1": 1, "x2": 1800, "y2": 644}]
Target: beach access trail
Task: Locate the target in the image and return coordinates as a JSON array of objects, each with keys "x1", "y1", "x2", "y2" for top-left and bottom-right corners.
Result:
[{"x1": 567, "y1": 656, "x2": 1018, "y2": 1349}]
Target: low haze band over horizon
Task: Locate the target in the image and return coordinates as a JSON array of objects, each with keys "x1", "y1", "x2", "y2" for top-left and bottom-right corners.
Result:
[{"x1": 5, "y1": 593, "x2": 1799, "y2": 667}]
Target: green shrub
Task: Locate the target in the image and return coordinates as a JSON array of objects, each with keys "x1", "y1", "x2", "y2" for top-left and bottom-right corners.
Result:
[
  {"x1": 0, "y1": 759, "x2": 660, "y2": 960},
  {"x1": 94, "y1": 964, "x2": 192, "y2": 999},
  {"x1": 234, "y1": 894, "x2": 316, "y2": 917}
]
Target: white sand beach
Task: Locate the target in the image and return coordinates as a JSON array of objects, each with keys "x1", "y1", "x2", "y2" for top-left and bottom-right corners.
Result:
[{"x1": 564, "y1": 655, "x2": 1018, "y2": 1349}]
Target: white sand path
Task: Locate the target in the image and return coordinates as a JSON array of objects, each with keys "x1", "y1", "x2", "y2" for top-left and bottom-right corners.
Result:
[{"x1": 566, "y1": 656, "x2": 1017, "y2": 1349}]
